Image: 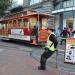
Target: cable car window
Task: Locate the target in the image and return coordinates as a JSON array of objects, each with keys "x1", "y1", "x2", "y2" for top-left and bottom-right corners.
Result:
[
  {"x1": 13, "y1": 20, "x2": 16, "y2": 28},
  {"x1": 18, "y1": 19, "x2": 22, "y2": 27},
  {"x1": 9, "y1": 21, "x2": 12, "y2": 28},
  {"x1": 23, "y1": 18, "x2": 28, "y2": 27},
  {"x1": 30, "y1": 18, "x2": 37, "y2": 28},
  {"x1": 2, "y1": 24, "x2": 6, "y2": 30},
  {"x1": 5, "y1": 22, "x2": 8, "y2": 29},
  {"x1": 0, "y1": 23, "x2": 4, "y2": 29},
  {"x1": 0, "y1": 24, "x2": 2, "y2": 29}
]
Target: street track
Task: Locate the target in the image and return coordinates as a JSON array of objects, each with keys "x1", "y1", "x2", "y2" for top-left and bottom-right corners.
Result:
[{"x1": 0, "y1": 40, "x2": 43, "y2": 53}]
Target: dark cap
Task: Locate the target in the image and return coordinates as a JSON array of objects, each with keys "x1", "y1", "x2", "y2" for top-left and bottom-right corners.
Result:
[{"x1": 47, "y1": 27, "x2": 55, "y2": 31}]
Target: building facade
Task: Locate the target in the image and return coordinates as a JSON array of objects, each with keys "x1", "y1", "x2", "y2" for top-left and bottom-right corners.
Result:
[
  {"x1": 11, "y1": 0, "x2": 18, "y2": 8},
  {"x1": 23, "y1": 0, "x2": 54, "y2": 14},
  {"x1": 52, "y1": 0, "x2": 75, "y2": 32}
]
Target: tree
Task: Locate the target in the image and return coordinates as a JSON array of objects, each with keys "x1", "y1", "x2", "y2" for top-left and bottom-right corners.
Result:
[{"x1": 0, "y1": 0, "x2": 11, "y2": 16}]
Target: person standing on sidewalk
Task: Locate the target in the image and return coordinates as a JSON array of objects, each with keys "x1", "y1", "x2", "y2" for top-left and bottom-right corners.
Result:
[
  {"x1": 60, "y1": 27, "x2": 70, "y2": 45},
  {"x1": 38, "y1": 27, "x2": 58, "y2": 70}
]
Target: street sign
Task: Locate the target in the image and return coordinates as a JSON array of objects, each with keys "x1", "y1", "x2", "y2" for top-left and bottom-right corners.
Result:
[{"x1": 39, "y1": 29, "x2": 48, "y2": 42}]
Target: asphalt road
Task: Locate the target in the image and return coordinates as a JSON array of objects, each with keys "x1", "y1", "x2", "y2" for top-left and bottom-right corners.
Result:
[{"x1": 0, "y1": 40, "x2": 53, "y2": 75}]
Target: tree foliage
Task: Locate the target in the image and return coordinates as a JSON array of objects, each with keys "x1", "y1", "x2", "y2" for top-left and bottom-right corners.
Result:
[{"x1": 0, "y1": 0, "x2": 11, "y2": 16}]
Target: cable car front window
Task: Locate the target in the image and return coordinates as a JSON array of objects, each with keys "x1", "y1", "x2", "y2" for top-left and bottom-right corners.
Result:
[
  {"x1": 30, "y1": 18, "x2": 37, "y2": 29},
  {"x1": 42, "y1": 18, "x2": 48, "y2": 29}
]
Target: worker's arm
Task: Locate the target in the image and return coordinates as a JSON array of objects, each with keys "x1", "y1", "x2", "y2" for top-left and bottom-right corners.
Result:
[{"x1": 49, "y1": 34, "x2": 58, "y2": 48}]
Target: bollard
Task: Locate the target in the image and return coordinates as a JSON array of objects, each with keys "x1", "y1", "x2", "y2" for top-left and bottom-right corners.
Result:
[{"x1": 56, "y1": 50, "x2": 58, "y2": 68}]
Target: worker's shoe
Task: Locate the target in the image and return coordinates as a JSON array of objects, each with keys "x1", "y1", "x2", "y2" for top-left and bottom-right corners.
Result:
[{"x1": 38, "y1": 66, "x2": 46, "y2": 70}]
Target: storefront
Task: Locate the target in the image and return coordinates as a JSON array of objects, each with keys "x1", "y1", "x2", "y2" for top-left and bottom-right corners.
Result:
[
  {"x1": 53, "y1": 11, "x2": 75, "y2": 33},
  {"x1": 52, "y1": 0, "x2": 75, "y2": 35}
]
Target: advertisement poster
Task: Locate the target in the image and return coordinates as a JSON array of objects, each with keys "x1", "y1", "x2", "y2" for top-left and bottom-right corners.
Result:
[
  {"x1": 11, "y1": 29, "x2": 24, "y2": 35},
  {"x1": 65, "y1": 38, "x2": 75, "y2": 64},
  {"x1": 39, "y1": 29, "x2": 48, "y2": 42}
]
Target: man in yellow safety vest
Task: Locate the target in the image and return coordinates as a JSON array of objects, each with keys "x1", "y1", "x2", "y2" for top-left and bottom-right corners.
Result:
[{"x1": 38, "y1": 27, "x2": 58, "y2": 70}]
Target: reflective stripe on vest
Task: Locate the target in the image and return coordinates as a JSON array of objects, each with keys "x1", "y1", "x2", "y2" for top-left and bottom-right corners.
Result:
[{"x1": 45, "y1": 33, "x2": 56, "y2": 51}]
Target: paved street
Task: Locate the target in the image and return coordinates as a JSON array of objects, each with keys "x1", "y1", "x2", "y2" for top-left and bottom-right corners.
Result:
[{"x1": 0, "y1": 40, "x2": 75, "y2": 75}]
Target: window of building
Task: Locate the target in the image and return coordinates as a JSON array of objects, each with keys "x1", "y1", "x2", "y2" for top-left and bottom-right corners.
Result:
[
  {"x1": 74, "y1": 0, "x2": 75, "y2": 6},
  {"x1": 66, "y1": 17, "x2": 73, "y2": 29},
  {"x1": 55, "y1": 3, "x2": 61, "y2": 10},
  {"x1": 66, "y1": 0, "x2": 70, "y2": 7},
  {"x1": 30, "y1": 0, "x2": 42, "y2": 5},
  {"x1": 63, "y1": 11, "x2": 73, "y2": 29},
  {"x1": 69, "y1": 0, "x2": 73, "y2": 7},
  {"x1": 54, "y1": 0, "x2": 75, "y2": 10},
  {"x1": 63, "y1": 0, "x2": 74, "y2": 8},
  {"x1": 63, "y1": 1, "x2": 66, "y2": 8}
]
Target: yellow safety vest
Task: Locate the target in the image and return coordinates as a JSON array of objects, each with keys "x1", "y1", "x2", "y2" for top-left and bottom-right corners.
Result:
[{"x1": 45, "y1": 33, "x2": 56, "y2": 51}]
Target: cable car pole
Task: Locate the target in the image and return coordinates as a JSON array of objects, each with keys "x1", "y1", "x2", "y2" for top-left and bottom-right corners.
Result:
[{"x1": 38, "y1": 12, "x2": 40, "y2": 42}]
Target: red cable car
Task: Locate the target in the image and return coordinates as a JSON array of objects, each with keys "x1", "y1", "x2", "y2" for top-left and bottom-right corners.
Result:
[{"x1": 0, "y1": 10, "x2": 54, "y2": 45}]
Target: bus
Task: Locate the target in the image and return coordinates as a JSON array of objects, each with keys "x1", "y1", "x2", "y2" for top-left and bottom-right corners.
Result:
[{"x1": 0, "y1": 10, "x2": 54, "y2": 45}]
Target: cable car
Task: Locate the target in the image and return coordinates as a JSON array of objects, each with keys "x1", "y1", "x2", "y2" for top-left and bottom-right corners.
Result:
[{"x1": 0, "y1": 10, "x2": 54, "y2": 45}]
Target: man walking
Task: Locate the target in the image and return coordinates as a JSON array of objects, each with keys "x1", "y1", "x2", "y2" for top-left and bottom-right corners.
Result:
[{"x1": 38, "y1": 27, "x2": 58, "y2": 70}]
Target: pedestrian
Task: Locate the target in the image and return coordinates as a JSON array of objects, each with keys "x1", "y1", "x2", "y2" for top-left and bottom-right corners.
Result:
[
  {"x1": 60, "y1": 27, "x2": 70, "y2": 45},
  {"x1": 38, "y1": 27, "x2": 58, "y2": 70},
  {"x1": 32, "y1": 25, "x2": 38, "y2": 43}
]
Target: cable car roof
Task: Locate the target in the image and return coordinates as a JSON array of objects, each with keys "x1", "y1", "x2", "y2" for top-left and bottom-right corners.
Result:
[{"x1": 0, "y1": 12, "x2": 54, "y2": 22}]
